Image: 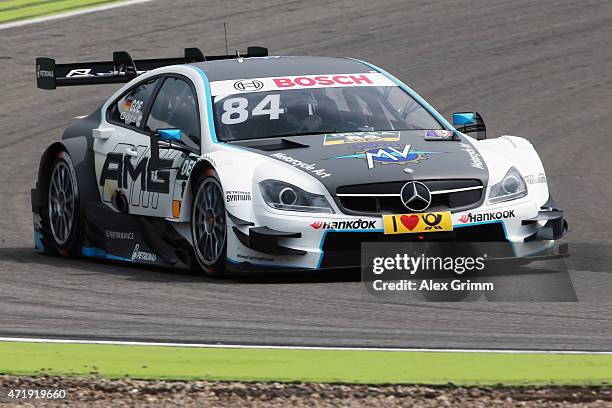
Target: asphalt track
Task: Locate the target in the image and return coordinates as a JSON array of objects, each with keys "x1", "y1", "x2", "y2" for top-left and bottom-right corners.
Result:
[{"x1": 0, "y1": 0, "x2": 611, "y2": 351}]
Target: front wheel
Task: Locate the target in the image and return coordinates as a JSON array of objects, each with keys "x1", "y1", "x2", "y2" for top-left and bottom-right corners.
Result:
[{"x1": 191, "y1": 174, "x2": 227, "y2": 276}]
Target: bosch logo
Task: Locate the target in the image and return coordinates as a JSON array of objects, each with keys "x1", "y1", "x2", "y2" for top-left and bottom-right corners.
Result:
[
  {"x1": 400, "y1": 181, "x2": 432, "y2": 212},
  {"x1": 233, "y1": 79, "x2": 264, "y2": 91}
]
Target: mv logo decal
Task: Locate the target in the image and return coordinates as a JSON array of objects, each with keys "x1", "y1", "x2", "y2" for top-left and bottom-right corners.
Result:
[{"x1": 330, "y1": 144, "x2": 439, "y2": 169}]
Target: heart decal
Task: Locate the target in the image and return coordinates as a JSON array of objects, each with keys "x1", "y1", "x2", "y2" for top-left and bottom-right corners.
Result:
[{"x1": 400, "y1": 214, "x2": 419, "y2": 231}]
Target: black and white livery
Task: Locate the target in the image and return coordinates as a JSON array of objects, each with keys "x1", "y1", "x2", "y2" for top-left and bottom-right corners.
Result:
[{"x1": 31, "y1": 47, "x2": 568, "y2": 274}]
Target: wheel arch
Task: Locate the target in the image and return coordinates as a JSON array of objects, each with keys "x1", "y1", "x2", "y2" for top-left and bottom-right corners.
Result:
[
  {"x1": 189, "y1": 159, "x2": 217, "y2": 192},
  {"x1": 37, "y1": 142, "x2": 66, "y2": 198},
  {"x1": 35, "y1": 137, "x2": 100, "y2": 214}
]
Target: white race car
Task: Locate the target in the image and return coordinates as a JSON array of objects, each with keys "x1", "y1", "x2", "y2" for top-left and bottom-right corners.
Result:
[{"x1": 31, "y1": 47, "x2": 567, "y2": 275}]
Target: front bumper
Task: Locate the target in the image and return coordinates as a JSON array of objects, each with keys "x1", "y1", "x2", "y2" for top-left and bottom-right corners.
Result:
[
  {"x1": 226, "y1": 203, "x2": 568, "y2": 272},
  {"x1": 523, "y1": 209, "x2": 568, "y2": 241}
]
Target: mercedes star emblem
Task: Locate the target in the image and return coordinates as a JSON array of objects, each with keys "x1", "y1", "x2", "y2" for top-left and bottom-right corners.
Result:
[{"x1": 400, "y1": 181, "x2": 432, "y2": 212}]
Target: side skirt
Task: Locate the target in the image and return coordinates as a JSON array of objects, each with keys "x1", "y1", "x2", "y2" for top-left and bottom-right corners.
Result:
[{"x1": 79, "y1": 202, "x2": 195, "y2": 269}]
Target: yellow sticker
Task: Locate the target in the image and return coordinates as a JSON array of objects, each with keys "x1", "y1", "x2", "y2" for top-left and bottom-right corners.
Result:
[
  {"x1": 383, "y1": 212, "x2": 453, "y2": 234},
  {"x1": 323, "y1": 132, "x2": 400, "y2": 145}
]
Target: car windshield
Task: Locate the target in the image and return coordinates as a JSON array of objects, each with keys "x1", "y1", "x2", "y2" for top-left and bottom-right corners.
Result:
[{"x1": 212, "y1": 84, "x2": 443, "y2": 141}]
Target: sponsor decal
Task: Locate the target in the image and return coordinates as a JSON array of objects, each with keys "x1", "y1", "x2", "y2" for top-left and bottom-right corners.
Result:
[
  {"x1": 383, "y1": 211, "x2": 453, "y2": 234},
  {"x1": 226, "y1": 190, "x2": 252, "y2": 202},
  {"x1": 100, "y1": 152, "x2": 173, "y2": 194},
  {"x1": 33, "y1": 213, "x2": 42, "y2": 229},
  {"x1": 273, "y1": 74, "x2": 374, "y2": 88},
  {"x1": 310, "y1": 218, "x2": 377, "y2": 230},
  {"x1": 458, "y1": 209, "x2": 515, "y2": 224},
  {"x1": 131, "y1": 244, "x2": 157, "y2": 262},
  {"x1": 236, "y1": 254, "x2": 274, "y2": 262},
  {"x1": 270, "y1": 152, "x2": 331, "y2": 179},
  {"x1": 177, "y1": 157, "x2": 197, "y2": 180},
  {"x1": 119, "y1": 97, "x2": 144, "y2": 125},
  {"x1": 65, "y1": 68, "x2": 146, "y2": 78},
  {"x1": 36, "y1": 66, "x2": 53, "y2": 79},
  {"x1": 210, "y1": 72, "x2": 395, "y2": 96},
  {"x1": 105, "y1": 230, "x2": 135, "y2": 240},
  {"x1": 66, "y1": 68, "x2": 95, "y2": 78},
  {"x1": 234, "y1": 79, "x2": 264, "y2": 91},
  {"x1": 459, "y1": 142, "x2": 484, "y2": 170},
  {"x1": 323, "y1": 131, "x2": 400, "y2": 146},
  {"x1": 330, "y1": 144, "x2": 439, "y2": 169},
  {"x1": 424, "y1": 130, "x2": 454, "y2": 140},
  {"x1": 525, "y1": 173, "x2": 547, "y2": 185}
]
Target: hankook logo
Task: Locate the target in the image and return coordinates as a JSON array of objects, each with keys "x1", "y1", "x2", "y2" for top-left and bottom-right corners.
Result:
[
  {"x1": 400, "y1": 181, "x2": 432, "y2": 212},
  {"x1": 459, "y1": 210, "x2": 515, "y2": 224},
  {"x1": 234, "y1": 79, "x2": 264, "y2": 91}
]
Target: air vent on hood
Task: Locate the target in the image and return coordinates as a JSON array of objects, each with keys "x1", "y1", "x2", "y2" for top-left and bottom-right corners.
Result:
[{"x1": 231, "y1": 138, "x2": 310, "y2": 151}]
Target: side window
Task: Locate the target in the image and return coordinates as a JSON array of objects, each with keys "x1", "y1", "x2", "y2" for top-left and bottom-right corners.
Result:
[
  {"x1": 146, "y1": 77, "x2": 200, "y2": 148},
  {"x1": 108, "y1": 78, "x2": 158, "y2": 129}
]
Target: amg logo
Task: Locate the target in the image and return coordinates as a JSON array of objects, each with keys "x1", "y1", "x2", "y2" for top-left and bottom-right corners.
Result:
[
  {"x1": 131, "y1": 244, "x2": 157, "y2": 262},
  {"x1": 100, "y1": 152, "x2": 173, "y2": 194},
  {"x1": 310, "y1": 219, "x2": 377, "y2": 230},
  {"x1": 459, "y1": 210, "x2": 515, "y2": 224}
]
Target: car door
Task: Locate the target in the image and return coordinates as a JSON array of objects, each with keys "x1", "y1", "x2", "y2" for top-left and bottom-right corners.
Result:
[
  {"x1": 95, "y1": 75, "x2": 201, "y2": 218},
  {"x1": 137, "y1": 75, "x2": 201, "y2": 219},
  {"x1": 94, "y1": 77, "x2": 161, "y2": 215}
]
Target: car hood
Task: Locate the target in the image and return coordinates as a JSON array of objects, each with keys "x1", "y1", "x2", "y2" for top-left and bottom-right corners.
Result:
[{"x1": 230, "y1": 130, "x2": 489, "y2": 192}]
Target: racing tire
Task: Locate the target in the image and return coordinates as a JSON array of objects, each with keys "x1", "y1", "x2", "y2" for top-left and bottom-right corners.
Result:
[
  {"x1": 44, "y1": 152, "x2": 82, "y2": 256},
  {"x1": 191, "y1": 172, "x2": 227, "y2": 276}
]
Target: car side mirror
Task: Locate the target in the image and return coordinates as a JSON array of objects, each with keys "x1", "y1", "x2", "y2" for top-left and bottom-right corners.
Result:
[
  {"x1": 157, "y1": 128, "x2": 181, "y2": 142},
  {"x1": 149, "y1": 128, "x2": 181, "y2": 170},
  {"x1": 452, "y1": 112, "x2": 487, "y2": 140}
]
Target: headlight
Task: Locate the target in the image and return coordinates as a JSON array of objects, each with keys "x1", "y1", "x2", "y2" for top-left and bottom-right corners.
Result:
[
  {"x1": 259, "y1": 180, "x2": 334, "y2": 213},
  {"x1": 488, "y1": 167, "x2": 528, "y2": 204}
]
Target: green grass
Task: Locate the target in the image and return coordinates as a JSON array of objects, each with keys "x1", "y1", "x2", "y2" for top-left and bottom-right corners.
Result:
[
  {"x1": 0, "y1": 0, "x2": 125, "y2": 24},
  {"x1": 0, "y1": 342, "x2": 610, "y2": 385}
]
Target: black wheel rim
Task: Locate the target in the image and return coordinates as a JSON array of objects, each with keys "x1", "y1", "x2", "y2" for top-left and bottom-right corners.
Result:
[
  {"x1": 193, "y1": 178, "x2": 226, "y2": 265},
  {"x1": 48, "y1": 161, "x2": 75, "y2": 245}
]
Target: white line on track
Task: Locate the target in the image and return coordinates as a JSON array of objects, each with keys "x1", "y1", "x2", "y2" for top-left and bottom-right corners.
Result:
[
  {"x1": 0, "y1": 337, "x2": 610, "y2": 355},
  {"x1": 0, "y1": 0, "x2": 156, "y2": 31}
]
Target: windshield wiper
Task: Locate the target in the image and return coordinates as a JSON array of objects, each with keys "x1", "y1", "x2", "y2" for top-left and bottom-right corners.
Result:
[
  {"x1": 225, "y1": 130, "x2": 342, "y2": 143},
  {"x1": 271, "y1": 130, "x2": 343, "y2": 138}
]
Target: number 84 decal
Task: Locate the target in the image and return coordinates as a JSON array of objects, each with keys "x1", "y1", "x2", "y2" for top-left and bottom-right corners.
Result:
[{"x1": 220, "y1": 94, "x2": 285, "y2": 125}]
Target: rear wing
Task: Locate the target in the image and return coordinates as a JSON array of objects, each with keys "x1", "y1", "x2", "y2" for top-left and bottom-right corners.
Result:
[{"x1": 36, "y1": 46, "x2": 268, "y2": 90}]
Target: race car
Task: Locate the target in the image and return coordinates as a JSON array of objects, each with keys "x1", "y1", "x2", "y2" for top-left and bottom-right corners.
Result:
[{"x1": 31, "y1": 47, "x2": 568, "y2": 275}]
